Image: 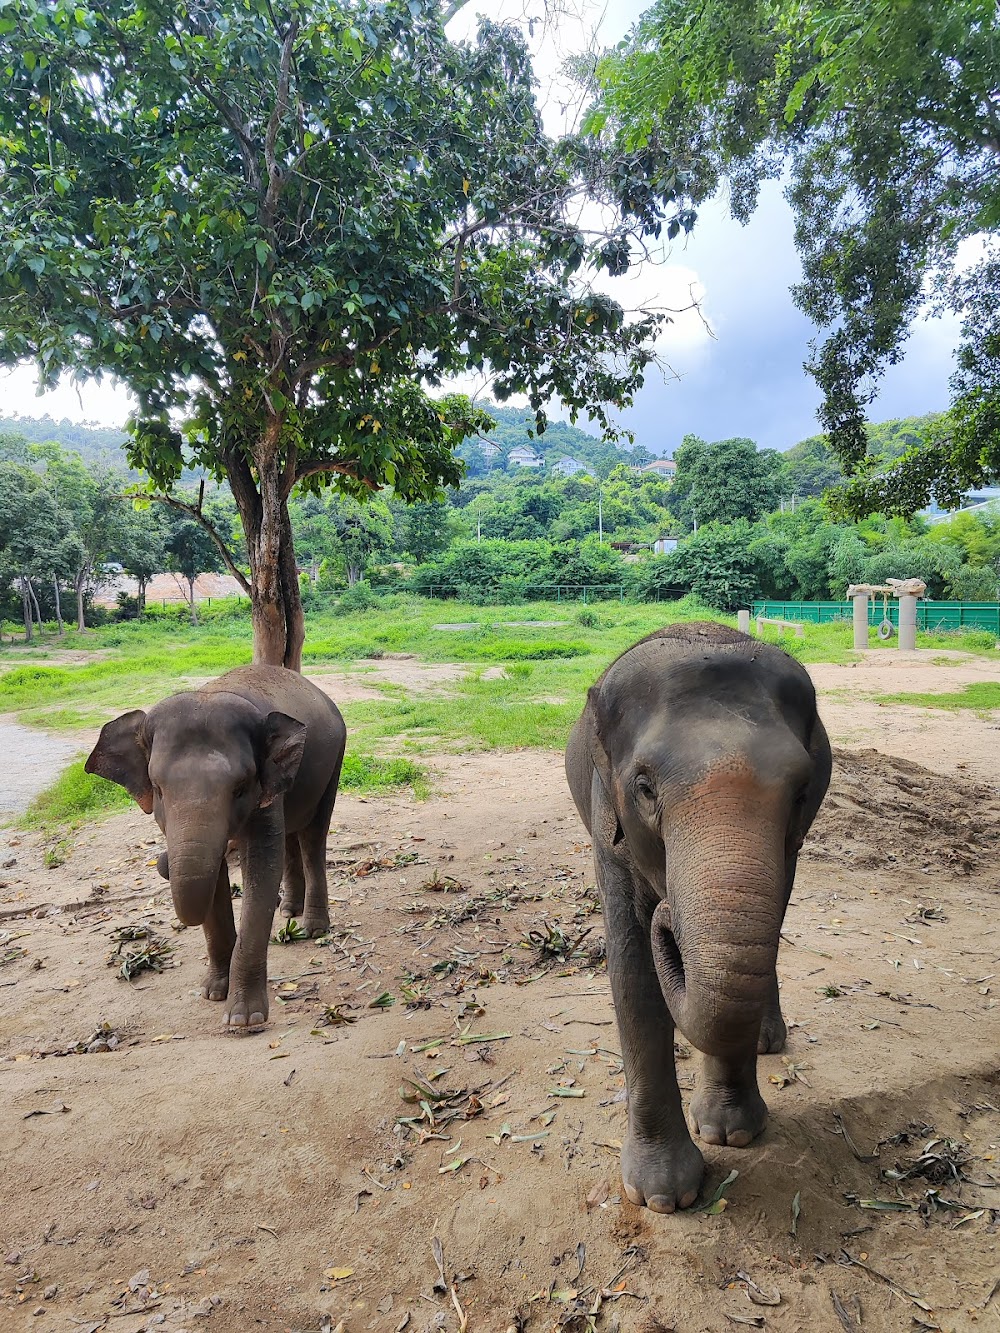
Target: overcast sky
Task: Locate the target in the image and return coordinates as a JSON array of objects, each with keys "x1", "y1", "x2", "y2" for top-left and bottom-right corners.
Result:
[{"x1": 0, "y1": 0, "x2": 957, "y2": 455}]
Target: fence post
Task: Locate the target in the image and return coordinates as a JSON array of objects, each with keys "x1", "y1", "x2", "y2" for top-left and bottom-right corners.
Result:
[{"x1": 737, "y1": 609, "x2": 751, "y2": 634}]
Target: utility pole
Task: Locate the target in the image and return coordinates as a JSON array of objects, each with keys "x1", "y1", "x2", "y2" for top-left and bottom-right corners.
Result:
[{"x1": 598, "y1": 486, "x2": 604, "y2": 544}]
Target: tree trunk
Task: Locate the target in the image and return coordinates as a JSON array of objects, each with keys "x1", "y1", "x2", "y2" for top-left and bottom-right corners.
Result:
[
  {"x1": 346, "y1": 562, "x2": 361, "y2": 587},
  {"x1": 188, "y1": 576, "x2": 198, "y2": 625},
  {"x1": 28, "y1": 579, "x2": 43, "y2": 633},
  {"x1": 75, "y1": 567, "x2": 88, "y2": 631},
  {"x1": 53, "y1": 575, "x2": 64, "y2": 635},
  {"x1": 19, "y1": 577, "x2": 32, "y2": 643},
  {"x1": 227, "y1": 441, "x2": 304, "y2": 672},
  {"x1": 137, "y1": 576, "x2": 147, "y2": 614}
]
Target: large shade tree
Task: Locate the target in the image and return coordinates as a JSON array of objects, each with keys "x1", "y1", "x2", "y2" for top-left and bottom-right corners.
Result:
[
  {"x1": 0, "y1": 0, "x2": 687, "y2": 666},
  {"x1": 594, "y1": 0, "x2": 1000, "y2": 517}
]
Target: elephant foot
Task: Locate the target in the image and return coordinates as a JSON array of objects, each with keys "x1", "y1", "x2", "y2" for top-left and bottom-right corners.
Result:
[
  {"x1": 223, "y1": 982, "x2": 269, "y2": 1030},
  {"x1": 298, "y1": 913, "x2": 330, "y2": 938},
  {"x1": 690, "y1": 1080, "x2": 767, "y2": 1148},
  {"x1": 758, "y1": 1008, "x2": 787, "y2": 1054},
  {"x1": 620, "y1": 1130, "x2": 704, "y2": 1213},
  {"x1": 201, "y1": 966, "x2": 230, "y2": 1002},
  {"x1": 279, "y1": 898, "x2": 304, "y2": 921}
]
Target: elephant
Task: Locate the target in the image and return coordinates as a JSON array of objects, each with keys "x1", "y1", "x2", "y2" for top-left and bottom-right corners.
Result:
[
  {"x1": 86, "y1": 665, "x2": 346, "y2": 1029},
  {"x1": 565, "y1": 622, "x2": 831, "y2": 1213}
]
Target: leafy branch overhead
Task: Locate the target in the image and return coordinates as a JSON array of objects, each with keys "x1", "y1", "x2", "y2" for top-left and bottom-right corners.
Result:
[{"x1": 594, "y1": 0, "x2": 1000, "y2": 517}]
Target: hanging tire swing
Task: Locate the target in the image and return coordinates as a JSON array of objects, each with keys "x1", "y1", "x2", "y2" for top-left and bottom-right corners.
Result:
[{"x1": 876, "y1": 589, "x2": 895, "y2": 640}]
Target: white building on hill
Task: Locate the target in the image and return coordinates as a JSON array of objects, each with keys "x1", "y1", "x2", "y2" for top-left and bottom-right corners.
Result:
[{"x1": 508, "y1": 444, "x2": 545, "y2": 469}]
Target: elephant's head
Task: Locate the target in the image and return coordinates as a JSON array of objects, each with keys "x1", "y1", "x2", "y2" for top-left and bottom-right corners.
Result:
[
  {"x1": 86, "y1": 692, "x2": 306, "y2": 926},
  {"x1": 591, "y1": 646, "x2": 830, "y2": 1058}
]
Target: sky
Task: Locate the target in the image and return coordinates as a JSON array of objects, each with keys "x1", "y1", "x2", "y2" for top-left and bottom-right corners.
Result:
[{"x1": 0, "y1": 0, "x2": 959, "y2": 456}]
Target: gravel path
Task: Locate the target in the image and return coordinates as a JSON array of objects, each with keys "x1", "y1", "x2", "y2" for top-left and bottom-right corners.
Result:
[{"x1": 0, "y1": 719, "x2": 84, "y2": 822}]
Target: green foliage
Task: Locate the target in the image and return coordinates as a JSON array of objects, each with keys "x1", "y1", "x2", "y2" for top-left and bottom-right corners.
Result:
[
  {"x1": 19, "y1": 760, "x2": 133, "y2": 831},
  {"x1": 634, "y1": 522, "x2": 761, "y2": 610},
  {"x1": 668, "y1": 436, "x2": 782, "y2": 528},
  {"x1": 596, "y1": 0, "x2": 1000, "y2": 515}
]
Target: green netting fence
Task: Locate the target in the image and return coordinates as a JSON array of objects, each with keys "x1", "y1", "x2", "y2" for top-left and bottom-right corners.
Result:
[{"x1": 752, "y1": 601, "x2": 1000, "y2": 632}]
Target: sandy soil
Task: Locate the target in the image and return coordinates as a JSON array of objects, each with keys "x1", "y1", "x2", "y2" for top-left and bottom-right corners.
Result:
[{"x1": 1, "y1": 656, "x2": 999, "y2": 1333}]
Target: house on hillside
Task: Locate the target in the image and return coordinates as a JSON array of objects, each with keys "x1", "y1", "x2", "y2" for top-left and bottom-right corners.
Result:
[
  {"x1": 653, "y1": 535, "x2": 680, "y2": 554},
  {"x1": 479, "y1": 440, "x2": 502, "y2": 461},
  {"x1": 507, "y1": 444, "x2": 545, "y2": 469},
  {"x1": 552, "y1": 455, "x2": 594, "y2": 477},
  {"x1": 640, "y1": 458, "x2": 677, "y2": 478}
]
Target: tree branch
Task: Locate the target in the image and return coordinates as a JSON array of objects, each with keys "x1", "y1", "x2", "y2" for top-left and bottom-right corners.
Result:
[{"x1": 148, "y1": 494, "x2": 251, "y2": 594}]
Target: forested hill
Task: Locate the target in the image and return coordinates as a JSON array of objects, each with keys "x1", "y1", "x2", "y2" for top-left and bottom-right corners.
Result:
[
  {"x1": 0, "y1": 413, "x2": 127, "y2": 462},
  {"x1": 467, "y1": 403, "x2": 634, "y2": 468}
]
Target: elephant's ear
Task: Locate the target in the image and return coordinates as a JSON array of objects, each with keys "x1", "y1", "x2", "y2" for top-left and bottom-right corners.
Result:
[
  {"x1": 587, "y1": 685, "x2": 625, "y2": 846},
  {"x1": 259, "y1": 712, "x2": 307, "y2": 808},
  {"x1": 85, "y1": 711, "x2": 153, "y2": 813}
]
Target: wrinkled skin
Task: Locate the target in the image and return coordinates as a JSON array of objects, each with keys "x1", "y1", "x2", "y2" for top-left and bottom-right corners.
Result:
[
  {"x1": 565, "y1": 623, "x2": 831, "y2": 1212},
  {"x1": 87, "y1": 666, "x2": 346, "y2": 1030}
]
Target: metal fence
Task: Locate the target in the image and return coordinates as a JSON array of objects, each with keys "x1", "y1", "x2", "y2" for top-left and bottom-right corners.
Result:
[{"x1": 752, "y1": 600, "x2": 1000, "y2": 633}]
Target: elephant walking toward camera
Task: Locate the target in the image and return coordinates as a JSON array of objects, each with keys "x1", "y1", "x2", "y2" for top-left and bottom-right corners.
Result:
[
  {"x1": 565, "y1": 622, "x2": 830, "y2": 1212},
  {"x1": 87, "y1": 665, "x2": 346, "y2": 1029}
]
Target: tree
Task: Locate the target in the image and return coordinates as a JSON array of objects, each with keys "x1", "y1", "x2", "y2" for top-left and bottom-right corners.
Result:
[
  {"x1": 118, "y1": 504, "x2": 167, "y2": 614},
  {"x1": 668, "y1": 437, "x2": 781, "y2": 528},
  {"x1": 400, "y1": 501, "x2": 464, "y2": 566},
  {"x1": 0, "y1": 0, "x2": 686, "y2": 668},
  {"x1": 0, "y1": 461, "x2": 82, "y2": 639},
  {"x1": 634, "y1": 522, "x2": 761, "y2": 610},
  {"x1": 595, "y1": 0, "x2": 1000, "y2": 516},
  {"x1": 40, "y1": 449, "x2": 130, "y2": 631},
  {"x1": 164, "y1": 511, "x2": 224, "y2": 624}
]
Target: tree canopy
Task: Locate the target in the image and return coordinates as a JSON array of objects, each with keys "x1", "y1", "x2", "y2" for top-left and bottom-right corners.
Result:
[
  {"x1": 593, "y1": 0, "x2": 1000, "y2": 517},
  {"x1": 0, "y1": 0, "x2": 689, "y2": 666}
]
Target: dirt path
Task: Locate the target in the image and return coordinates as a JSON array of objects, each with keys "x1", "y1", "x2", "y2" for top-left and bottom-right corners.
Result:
[{"x1": 0, "y1": 720, "x2": 87, "y2": 823}]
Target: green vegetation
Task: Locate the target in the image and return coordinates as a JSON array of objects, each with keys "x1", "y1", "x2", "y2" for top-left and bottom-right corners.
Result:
[
  {"x1": 340, "y1": 754, "x2": 429, "y2": 799},
  {"x1": 595, "y1": 0, "x2": 1000, "y2": 516},
  {"x1": 875, "y1": 682, "x2": 1000, "y2": 713},
  {"x1": 19, "y1": 760, "x2": 132, "y2": 832}
]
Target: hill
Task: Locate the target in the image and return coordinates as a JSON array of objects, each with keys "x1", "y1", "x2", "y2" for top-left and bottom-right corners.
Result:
[{"x1": 0, "y1": 413, "x2": 128, "y2": 463}]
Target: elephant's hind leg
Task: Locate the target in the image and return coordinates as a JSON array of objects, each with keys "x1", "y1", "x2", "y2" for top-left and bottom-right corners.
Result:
[
  {"x1": 279, "y1": 834, "x2": 305, "y2": 921},
  {"x1": 296, "y1": 771, "x2": 340, "y2": 939}
]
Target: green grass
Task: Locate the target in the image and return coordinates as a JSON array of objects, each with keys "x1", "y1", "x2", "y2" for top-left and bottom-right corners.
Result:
[
  {"x1": 874, "y1": 681, "x2": 1000, "y2": 711},
  {"x1": 19, "y1": 760, "x2": 133, "y2": 831},
  {"x1": 340, "y1": 752, "x2": 429, "y2": 798},
  {"x1": 5, "y1": 593, "x2": 999, "y2": 778}
]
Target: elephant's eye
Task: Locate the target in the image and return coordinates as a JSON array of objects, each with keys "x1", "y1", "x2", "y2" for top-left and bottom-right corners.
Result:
[{"x1": 634, "y1": 775, "x2": 656, "y2": 803}]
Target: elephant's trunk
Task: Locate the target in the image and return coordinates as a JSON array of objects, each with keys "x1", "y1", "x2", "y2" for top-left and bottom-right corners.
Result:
[
  {"x1": 653, "y1": 816, "x2": 785, "y2": 1058},
  {"x1": 164, "y1": 811, "x2": 229, "y2": 926}
]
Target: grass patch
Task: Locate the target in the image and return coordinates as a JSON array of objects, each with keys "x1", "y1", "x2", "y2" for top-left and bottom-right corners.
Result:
[
  {"x1": 20, "y1": 760, "x2": 133, "y2": 831},
  {"x1": 340, "y1": 752, "x2": 429, "y2": 798},
  {"x1": 874, "y1": 681, "x2": 1000, "y2": 712}
]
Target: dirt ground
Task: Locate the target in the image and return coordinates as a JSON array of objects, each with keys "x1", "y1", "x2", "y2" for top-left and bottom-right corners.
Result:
[{"x1": 2, "y1": 654, "x2": 1000, "y2": 1333}]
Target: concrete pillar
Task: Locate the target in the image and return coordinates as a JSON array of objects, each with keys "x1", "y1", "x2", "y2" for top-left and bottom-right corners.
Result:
[
  {"x1": 897, "y1": 593, "x2": 918, "y2": 650},
  {"x1": 737, "y1": 609, "x2": 751, "y2": 635},
  {"x1": 852, "y1": 593, "x2": 869, "y2": 650}
]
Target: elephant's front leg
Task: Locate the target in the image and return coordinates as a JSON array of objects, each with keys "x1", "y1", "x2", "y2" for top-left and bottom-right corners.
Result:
[
  {"x1": 594, "y1": 794, "x2": 703, "y2": 1211},
  {"x1": 225, "y1": 811, "x2": 284, "y2": 1029},
  {"x1": 201, "y1": 861, "x2": 237, "y2": 1001},
  {"x1": 690, "y1": 1049, "x2": 768, "y2": 1148}
]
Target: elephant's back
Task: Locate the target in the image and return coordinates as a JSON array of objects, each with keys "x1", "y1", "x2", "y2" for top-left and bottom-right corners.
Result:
[{"x1": 203, "y1": 665, "x2": 345, "y2": 737}]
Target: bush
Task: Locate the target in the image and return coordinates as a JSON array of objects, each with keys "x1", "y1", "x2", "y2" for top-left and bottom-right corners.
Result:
[
  {"x1": 634, "y1": 524, "x2": 760, "y2": 611},
  {"x1": 115, "y1": 592, "x2": 140, "y2": 621},
  {"x1": 332, "y1": 582, "x2": 380, "y2": 615}
]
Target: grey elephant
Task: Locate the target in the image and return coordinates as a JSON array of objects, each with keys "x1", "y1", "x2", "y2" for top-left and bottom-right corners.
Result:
[
  {"x1": 565, "y1": 622, "x2": 830, "y2": 1212},
  {"x1": 86, "y1": 665, "x2": 346, "y2": 1029}
]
